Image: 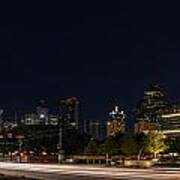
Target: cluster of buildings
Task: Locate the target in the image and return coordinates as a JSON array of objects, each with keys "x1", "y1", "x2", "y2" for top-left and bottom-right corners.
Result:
[
  {"x1": 83, "y1": 106, "x2": 126, "y2": 140},
  {"x1": 0, "y1": 84, "x2": 180, "y2": 142},
  {"x1": 20, "y1": 97, "x2": 79, "y2": 128},
  {"x1": 0, "y1": 97, "x2": 80, "y2": 142},
  {"x1": 86, "y1": 84, "x2": 180, "y2": 141},
  {"x1": 135, "y1": 84, "x2": 180, "y2": 140}
]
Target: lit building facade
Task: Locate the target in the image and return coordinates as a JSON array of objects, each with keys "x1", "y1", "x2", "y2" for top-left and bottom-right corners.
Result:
[
  {"x1": 134, "y1": 120, "x2": 159, "y2": 134},
  {"x1": 21, "y1": 113, "x2": 38, "y2": 125},
  {"x1": 159, "y1": 106, "x2": 180, "y2": 139},
  {"x1": 107, "y1": 106, "x2": 126, "y2": 137},
  {"x1": 21, "y1": 100, "x2": 58, "y2": 126},
  {"x1": 36, "y1": 100, "x2": 49, "y2": 125},
  {"x1": 21, "y1": 113, "x2": 58, "y2": 126},
  {"x1": 135, "y1": 84, "x2": 168, "y2": 134},
  {"x1": 135, "y1": 84, "x2": 180, "y2": 140}
]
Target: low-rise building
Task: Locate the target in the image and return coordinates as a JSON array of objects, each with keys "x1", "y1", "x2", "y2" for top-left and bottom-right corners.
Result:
[
  {"x1": 21, "y1": 113, "x2": 38, "y2": 125},
  {"x1": 48, "y1": 114, "x2": 59, "y2": 126}
]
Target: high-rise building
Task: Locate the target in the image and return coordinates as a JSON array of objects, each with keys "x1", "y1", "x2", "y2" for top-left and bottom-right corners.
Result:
[
  {"x1": 135, "y1": 84, "x2": 169, "y2": 134},
  {"x1": 107, "y1": 106, "x2": 126, "y2": 137},
  {"x1": 89, "y1": 120, "x2": 101, "y2": 140},
  {"x1": 0, "y1": 109, "x2": 4, "y2": 131},
  {"x1": 36, "y1": 100, "x2": 49, "y2": 125},
  {"x1": 84, "y1": 119, "x2": 106, "y2": 140},
  {"x1": 60, "y1": 97, "x2": 79, "y2": 129},
  {"x1": 134, "y1": 84, "x2": 180, "y2": 140},
  {"x1": 137, "y1": 84, "x2": 168, "y2": 121}
]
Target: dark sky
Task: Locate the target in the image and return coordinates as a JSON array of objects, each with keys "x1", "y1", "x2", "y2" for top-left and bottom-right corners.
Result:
[{"x1": 0, "y1": 2, "x2": 180, "y2": 121}]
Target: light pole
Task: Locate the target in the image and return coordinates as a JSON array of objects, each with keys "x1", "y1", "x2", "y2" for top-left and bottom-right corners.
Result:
[
  {"x1": 18, "y1": 139, "x2": 23, "y2": 163},
  {"x1": 106, "y1": 152, "x2": 109, "y2": 166},
  {"x1": 57, "y1": 117, "x2": 64, "y2": 164}
]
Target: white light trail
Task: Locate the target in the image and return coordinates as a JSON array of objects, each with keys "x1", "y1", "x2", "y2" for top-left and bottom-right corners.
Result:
[{"x1": 0, "y1": 162, "x2": 179, "y2": 179}]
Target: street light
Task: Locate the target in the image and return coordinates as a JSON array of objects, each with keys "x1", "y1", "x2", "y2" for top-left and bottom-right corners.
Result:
[
  {"x1": 40, "y1": 114, "x2": 45, "y2": 119},
  {"x1": 18, "y1": 139, "x2": 23, "y2": 163},
  {"x1": 57, "y1": 117, "x2": 64, "y2": 164}
]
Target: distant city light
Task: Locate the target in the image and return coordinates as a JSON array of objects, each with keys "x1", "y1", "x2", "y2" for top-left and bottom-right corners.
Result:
[{"x1": 40, "y1": 114, "x2": 45, "y2": 118}]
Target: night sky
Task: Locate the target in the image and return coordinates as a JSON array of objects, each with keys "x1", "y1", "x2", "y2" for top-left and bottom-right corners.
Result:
[{"x1": 0, "y1": 2, "x2": 180, "y2": 122}]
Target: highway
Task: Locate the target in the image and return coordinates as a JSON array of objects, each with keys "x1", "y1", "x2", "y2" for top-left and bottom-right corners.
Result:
[{"x1": 0, "y1": 162, "x2": 180, "y2": 180}]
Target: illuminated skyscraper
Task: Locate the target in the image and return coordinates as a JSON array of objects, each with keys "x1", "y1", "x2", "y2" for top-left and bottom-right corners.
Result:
[
  {"x1": 36, "y1": 100, "x2": 49, "y2": 125},
  {"x1": 137, "y1": 84, "x2": 168, "y2": 121},
  {"x1": 134, "y1": 84, "x2": 180, "y2": 140},
  {"x1": 135, "y1": 84, "x2": 168, "y2": 134},
  {"x1": 60, "y1": 97, "x2": 79, "y2": 129},
  {"x1": 107, "y1": 106, "x2": 126, "y2": 137}
]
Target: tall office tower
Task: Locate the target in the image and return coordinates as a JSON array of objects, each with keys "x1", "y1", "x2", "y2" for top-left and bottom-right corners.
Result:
[
  {"x1": 89, "y1": 120, "x2": 101, "y2": 140},
  {"x1": 0, "y1": 109, "x2": 3, "y2": 124},
  {"x1": 0, "y1": 109, "x2": 3, "y2": 131},
  {"x1": 84, "y1": 119, "x2": 106, "y2": 140},
  {"x1": 135, "y1": 84, "x2": 169, "y2": 134},
  {"x1": 107, "y1": 106, "x2": 126, "y2": 137},
  {"x1": 36, "y1": 100, "x2": 49, "y2": 125},
  {"x1": 60, "y1": 97, "x2": 79, "y2": 129}
]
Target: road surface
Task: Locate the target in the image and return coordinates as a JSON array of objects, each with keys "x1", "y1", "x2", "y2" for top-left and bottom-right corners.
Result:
[{"x1": 0, "y1": 162, "x2": 180, "y2": 180}]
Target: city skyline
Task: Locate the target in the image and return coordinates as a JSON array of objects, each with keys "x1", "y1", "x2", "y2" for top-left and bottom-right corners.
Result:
[
  {"x1": 0, "y1": 3, "x2": 180, "y2": 179},
  {"x1": 0, "y1": 83, "x2": 180, "y2": 121}
]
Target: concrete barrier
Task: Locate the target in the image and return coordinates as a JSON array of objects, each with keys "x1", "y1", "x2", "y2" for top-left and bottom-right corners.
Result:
[{"x1": 124, "y1": 160, "x2": 154, "y2": 168}]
